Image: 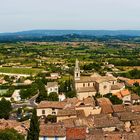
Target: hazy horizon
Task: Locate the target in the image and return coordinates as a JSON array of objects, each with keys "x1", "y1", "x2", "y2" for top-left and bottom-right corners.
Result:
[
  {"x1": 0, "y1": 0, "x2": 140, "y2": 32},
  {"x1": 2, "y1": 29, "x2": 140, "y2": 34}
]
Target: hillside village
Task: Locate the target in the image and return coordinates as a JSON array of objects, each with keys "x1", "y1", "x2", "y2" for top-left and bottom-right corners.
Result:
[
  {"x1": 1, "y1": 56, "x2": 140, "y2": 139},
  {"x1": 1, "y1": 0, "x2": 140, "y2": 138}
]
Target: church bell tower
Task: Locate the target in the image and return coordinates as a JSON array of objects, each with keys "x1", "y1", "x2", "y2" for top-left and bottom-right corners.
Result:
[{"x1": 74, "y1": 59, "x2": 80, "y2": 80}]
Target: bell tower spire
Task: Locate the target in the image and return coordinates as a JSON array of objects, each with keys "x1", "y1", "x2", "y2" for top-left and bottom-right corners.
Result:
[{"x1": 74, "y1": 59, "x2": 80, "y2": 80}]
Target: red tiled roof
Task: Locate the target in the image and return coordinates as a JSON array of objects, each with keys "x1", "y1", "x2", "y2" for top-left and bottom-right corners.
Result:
[
  {"x1": 57, "y1": 110, "x2": 77, "y2": 117},
  {"x1": 114, "y1": 89, "x2": 131, "y2": 99},
  {"x1": 0, "y1": 119, "x2": 29, "y2": 135},
  {"x1": 127, "y1": 79, "x2": 140, "y2": 86},
  {"x1": 131, "y1": 94, "x2": 140, "y2": 100},
  {"x1": 37, "y1": 101, "x2": 66, "y2": 109},
  {"x1": 101, "y1": 105, "x2": 113, "y2": 114},
  {"x1": 94, "y1": 115, "x2": 123, "y2": 128},
  {"x1": 40, "y1": 124, "x2": 66, "y2": 137},
  {"x1": 112, "y1": 105, "x2": 126, "y2": 113},
  {"x1": 131, "y1": 105, "x2": 140, "y2": 113},
  {"x1": 97, "y1": 98, "x2": 112, "y2": 106},
  {"x1": 66, "y1": 127, "x2": 86, "y2": 140}
]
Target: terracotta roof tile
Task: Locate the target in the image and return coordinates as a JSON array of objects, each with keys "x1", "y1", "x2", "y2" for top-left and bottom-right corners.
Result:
[
  {"x1": 0, "y1": 119, "x2": 29, "y2": 135},
  {"x1": 129, "y1": 105, "x2": 140, "y2": 113},
  {"x1": 57, "y1": 109, "x2": 77, "y2": 117},
  {"x1": 86, "y1": 132, "x2": 122, "y2": 140},
  {"x1": 76, "y1": 87, "x2": 96, "y2": 93},
  {"x1": 131, "y1": 94, "x2": 140, "y2": 100},
  {"x1": 37, "y1": 101, "x2": 67, "y2": 109},
  {"x1": 116, "y1": 112, "x2": 140, "y2": 121},
  {"x1": 97, "y1": 98, "x2": 112, "y2": 106},
  {"x1": 127, "y1": 79, "x2": 140, "y2": 86},
  {"x1": 66, "y1": 127, "x2": 86, "y2": 140},
  {"x1": 83, "y1": 97, "x2": 95, "y2": 106},
  {"x1": 40, "y1": 124, "x2": 66, "y2": 137},
  {"x1": 46, "y1": 82, "x2": 58, "y2": 88},
  {"x1": 111, "y1": 83, "x2": 125, "y2": 90},
  {"x1": 101, "y1": 105, "x2": 113, "y2": 114},
  {"x1": 112, "y1": 105, "x2": 126, "y2": 113},
  {"x1": 94, "y1": 115, "x2": 123, "y2": 128},
  {"x1": 75, "y1": 76, "x2": 116, "y2": 83},
  {"x1": 76, "y1": 110, "x2": 86, "y2": 118},
  {"x1": 114, "y1": 89, "x2": 131, "y2": 99}
]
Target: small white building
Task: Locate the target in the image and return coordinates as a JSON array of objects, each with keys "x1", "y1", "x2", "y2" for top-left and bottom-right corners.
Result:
[
  {"x1": 24, "y1": 79, "x2": 32, "y2": 85},
  {"x1": 113, "y1": 89, "x2": 131, "y2": 105},
  {"x1": 46, "y1": 82, "x2": 59, "y2": 95},
  {"x1": 50, "y1": 73, "x2": 60, "y2": 79},
  {"x1": 59, "y1": 94, "x2": 66, "y2": 101},
  {"x1": 11, "y1": 90, "x2": 21, "y2": 101}
]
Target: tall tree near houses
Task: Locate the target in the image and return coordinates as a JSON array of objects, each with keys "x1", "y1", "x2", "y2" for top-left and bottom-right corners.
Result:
[
  {"x1": 36, "y1": 79, "x2": 48, "y2": 103},
  {"x1": 27, "y1": 109, "x2": 40, "y2": 140},
  {"x1": 0, "y1": 98, "x2": 12, "y2": 119}
]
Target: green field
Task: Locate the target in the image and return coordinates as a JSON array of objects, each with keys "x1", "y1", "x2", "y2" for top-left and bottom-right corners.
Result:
[
  {"x1": 0, "y1": 89, "x2": 8, "y2": 96},
  {"x1": 0, "y1": 67, "x2": 43, "y2": 75}
]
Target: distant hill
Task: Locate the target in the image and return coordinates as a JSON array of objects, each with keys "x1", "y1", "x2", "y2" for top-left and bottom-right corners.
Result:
[
  {"x1": 0, "y1": 30, "x2": 140, "y2": 42},
  {"x1": 1, "y1": 30, "x2": 140, "y2": 36}
]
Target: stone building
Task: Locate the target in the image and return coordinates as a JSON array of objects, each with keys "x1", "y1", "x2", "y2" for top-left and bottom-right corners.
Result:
[{"x1": 74, "y1": 59, "x2": 125, "y2": 100}]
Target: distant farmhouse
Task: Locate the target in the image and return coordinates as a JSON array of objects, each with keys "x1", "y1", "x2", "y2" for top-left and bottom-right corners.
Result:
[{"x1": 74, "y1": 59, "x2": 125, "y2": 100}]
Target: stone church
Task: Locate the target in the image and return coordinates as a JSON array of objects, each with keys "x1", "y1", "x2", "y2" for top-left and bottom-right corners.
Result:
[{"x1": 74, "y1": 59, "x2": 125, "y2": 100}]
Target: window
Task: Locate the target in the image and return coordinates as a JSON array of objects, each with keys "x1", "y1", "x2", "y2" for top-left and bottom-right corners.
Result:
[
  {"x1": 42, "y1": 110, "x2": 45, "y2": 115},
  {"x1": 104, "y1": 85, "x2": 107, "y2": 89},
  {"x1": 77, "y1": 73, "x2": 78, "y2": 77},
  {"x1": 88, "y1": 83, "x2": 90, "y2": 87},
  {"x1": 52, "y1": 112, "x2": 56, "y2": 115},
  {"x1": 83, "y1": 83, "x2": 85, "y2": 87}
]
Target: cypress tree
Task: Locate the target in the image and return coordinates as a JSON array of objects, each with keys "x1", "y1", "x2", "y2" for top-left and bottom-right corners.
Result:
[{"x1": 27, "y1": 108, "x2": 40, "y2": 140}]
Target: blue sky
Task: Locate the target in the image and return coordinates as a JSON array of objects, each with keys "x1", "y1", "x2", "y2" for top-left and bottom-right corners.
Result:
[{"x1": 0, "y1": 0, "x2": 140, "y2": 32}]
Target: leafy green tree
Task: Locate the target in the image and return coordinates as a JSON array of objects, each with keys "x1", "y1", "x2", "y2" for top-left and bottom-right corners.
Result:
[
  {"x1": 83, "y1": 63, "x2": 101, "y2": 71},
  {"x1": 120, "y1": 69, "x2": 140, "y2": 79},
  {"x1": 20, "y1": 82, "x2": 38, "y2": 99},
  {"x1": 47, "y1": 92, "x2": 59, "y2": 101},
  {"x1": 65, "y1": 91, "x2": 76, "y2": 98},
  {"x1": 45, "y1": 115, "x2": 57, "y2": 123},
  {"x1": 59, "y1": 79, "x2": 76, "y2": 98},
  {"x1": 134, "y1": 82, "x2": 139, "y2": 87},
  {"x1": 0, "y1": 129, "x2": 24, "y2": 140},
  {"x1": 59, "y1": 81, "x2": 66, "y2": 93},
  {"x1": 95, "y1": 92, "x2": 102, "y2": 98},
  {"x1": 0, "y1": 98, "x2": 12, "y2": 119},
  {"x1": 110, "y1": 95, "x2": 123, "y2": 104},
  {"x1": 27, "y1": 109, "x2": 40, "y2": 140},
  {"x1": 104, "y1": 93, "x2": 123, "y2": 105},
  {"x1": 36, "y1": 79, "x2": 48, "y2": 103},
  {"x1": 4, "y1": 75, "x2": 11, "y2": 82}
]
